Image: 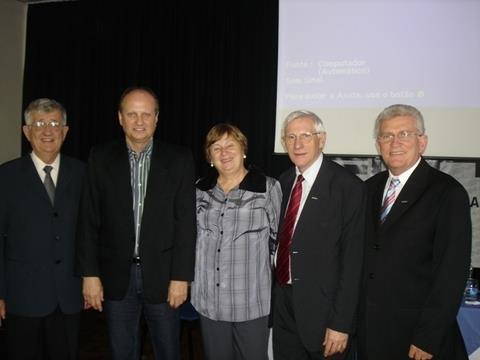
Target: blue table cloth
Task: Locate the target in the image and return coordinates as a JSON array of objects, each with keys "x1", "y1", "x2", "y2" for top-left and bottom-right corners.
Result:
[{"x1": 458, "y1": 303, "x2": 480, "y2": 360}]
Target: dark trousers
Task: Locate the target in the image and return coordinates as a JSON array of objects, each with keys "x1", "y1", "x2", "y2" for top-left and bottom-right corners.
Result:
[
  {"x1": 6, "y1": 306, "x2": 80, "y2": 360},
  {"x1": 199, "y1": 314, "x2": 269, "y2": 360},
  {"x1": 104, "y1": 263, "x2": 180, "y2": 360},
  {"x1": 357, "y1": 310, "x2": 468, "y2": 360},
  {"x1": 272, "y1": 284, "x2": 351, "y2": 360}
]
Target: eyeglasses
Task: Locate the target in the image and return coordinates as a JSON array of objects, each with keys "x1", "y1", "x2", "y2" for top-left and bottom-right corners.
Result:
[
  {"x1": 283, "y1": 132, "x2": 322, "y2": 145},
  {"x1": 377, "y1": 130, "x2": 422, "y2": 143},
  {"x1": 29, "y1": 120, "x2": 63, "y2": 129}
]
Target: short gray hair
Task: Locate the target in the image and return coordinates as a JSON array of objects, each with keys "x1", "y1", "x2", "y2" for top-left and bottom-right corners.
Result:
[
  {"x1": 374, "y1": 104, "x2": 425, "y2": 138},
  {"x1": 24, "y1": 98, "x2": 67, "y2": 125},
  {"x1": 281, "y1": 110, "x2": 325, "y2": 138}
]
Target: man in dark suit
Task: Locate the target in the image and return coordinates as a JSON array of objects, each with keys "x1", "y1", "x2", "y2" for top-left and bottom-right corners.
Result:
[
  {"x1": 75, "y1": 86, "x2": 196, "y2": 360},
  {"x1": 0, "y1": 98, "x2": 85, "y2": 359},
  {"x1": 357, "y1": 104, "x2": 471, "y2": 360},
  {"x1": 272, "y1": 110, "x2": 366, "y2": 360}
]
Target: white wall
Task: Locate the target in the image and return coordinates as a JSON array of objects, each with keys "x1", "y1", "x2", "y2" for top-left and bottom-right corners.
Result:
[{"x1": 0, "y1": 0, "x2": 27, "y2": 164}]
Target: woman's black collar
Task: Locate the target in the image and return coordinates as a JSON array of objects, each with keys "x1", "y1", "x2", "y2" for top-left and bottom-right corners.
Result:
[{"x1": 195, "y1": 165, "x2": 267, "y2": 193}]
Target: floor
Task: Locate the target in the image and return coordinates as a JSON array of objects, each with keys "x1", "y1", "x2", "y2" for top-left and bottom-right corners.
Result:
[{"x1": 0, "y1": 309, "x2": 205, "y2": 360}]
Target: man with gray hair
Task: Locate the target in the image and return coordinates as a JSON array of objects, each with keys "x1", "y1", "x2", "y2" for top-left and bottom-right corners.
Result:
[
  {"x1": 357, "y1": 104, "x2": 471, "y2": 360},
  {"x1": 0, "y1": 98, "x2": 85, "y2": 359},
  {"x1": 272, "y1": 110, "x2": 366, "y2": 359}
]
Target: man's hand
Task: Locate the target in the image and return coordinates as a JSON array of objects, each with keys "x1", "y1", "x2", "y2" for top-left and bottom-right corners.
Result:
[
  {"x1": 409, "y1": 344, "x2": 433, "y2": 360},
  {"x1": 0, "y1": 299, "x2": 6, "y2": 319},
  {"x1": 167, "y1": 280, "x2": 188, "y2": 309},
  {"x1": 323, "y1": 328, "x2": 349, "y2": 357},
  {"x1": 83, "y1": 277, "x2": 104, "y2": 312}
]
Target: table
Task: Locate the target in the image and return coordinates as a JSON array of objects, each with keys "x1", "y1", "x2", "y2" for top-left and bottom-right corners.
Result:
[{"x1": 458, "y1": 303, "x2": 480, "y2": 360}]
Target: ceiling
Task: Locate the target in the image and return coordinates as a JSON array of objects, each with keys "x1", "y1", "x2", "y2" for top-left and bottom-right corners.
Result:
[{"x1": 15, "y1": 0, "x2": 76, "y2": 3}]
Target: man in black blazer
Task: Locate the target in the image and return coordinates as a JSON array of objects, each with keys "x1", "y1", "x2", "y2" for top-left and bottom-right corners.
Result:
[
  {"x1": 272, "y1": 110, "x2": 366, "y2": 359},
  {"x1": 0, "y1": 98, "x2": 85, "y2": 359},
  {"x1": 76, "y1": 87, "x2": 196, "y2": 360},
  {"x1": 357, "y1": 104, "x2": 471, "y2": 360}
]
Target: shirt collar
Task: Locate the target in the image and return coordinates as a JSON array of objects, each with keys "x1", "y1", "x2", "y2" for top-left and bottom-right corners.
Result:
[
  {"x1": 388, "y1": 157, "x2": 421, "y2": 185},
  {"x1": 196, "y1": 165, "x2": 267, "y2": 193},
  {"x1": 127, "y1": 139, "x2": 153, "y2": 158},
  {"x1": 30, "y1": 151, "x2": 60, "y2": 172},
  {"x1": 296, "y1": 153, "x2": 323, "y2": 185}
]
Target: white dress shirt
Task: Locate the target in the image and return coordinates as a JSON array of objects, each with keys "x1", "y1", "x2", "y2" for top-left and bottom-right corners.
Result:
[
  {"x1": 382, "y1": 157, "x2": 422, "y2": 201},
  {"x1": 293, "y1": 153, "x2": 323, "y2": 229},
  {"x1": 275, "y1": 153, "x2": 324, "y2": 282},
  {"x1": 30, "y1": 152, "x2": 60, "y2": 186}
]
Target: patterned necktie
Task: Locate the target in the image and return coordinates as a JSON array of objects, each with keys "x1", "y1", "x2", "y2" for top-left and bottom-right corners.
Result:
[
  {"x1": 276, "y1": 174, "x2": 304, "y2": 285},
  {"x1": 43, "y1": 165, "x2": 55, "y2": 205},
  {"x1": 380, "y1": 177, "x2": 400, "y2": 223}
]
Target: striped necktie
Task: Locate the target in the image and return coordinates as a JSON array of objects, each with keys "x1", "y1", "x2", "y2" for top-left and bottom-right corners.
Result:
[
  {"x1": 276, "y1": 174, "x2": 304, "y2": 285},
  {"x1": 380, "y1": 177, "x2": 400, "y2": 223}
]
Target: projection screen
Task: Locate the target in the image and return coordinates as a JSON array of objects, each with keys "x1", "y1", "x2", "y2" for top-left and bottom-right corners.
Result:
[{"x1": 275, "y1": 0, "x2": 480, "y2": 157}]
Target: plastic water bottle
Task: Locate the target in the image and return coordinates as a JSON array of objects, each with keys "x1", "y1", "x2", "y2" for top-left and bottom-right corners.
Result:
[{"x1": 464, "y1": 267, "x2": 479, "y2": 302}]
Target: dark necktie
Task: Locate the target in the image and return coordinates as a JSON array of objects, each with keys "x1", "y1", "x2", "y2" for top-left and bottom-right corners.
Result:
[
  {"x1": 379, "y1": 177, "x2": 400, "y2": 223},
  {"x1": 43, "y1": 165, "x2": 55, "y2": 205},
  {"x1": 276, "y1": 174, "x2": 304, "y2": 285}
]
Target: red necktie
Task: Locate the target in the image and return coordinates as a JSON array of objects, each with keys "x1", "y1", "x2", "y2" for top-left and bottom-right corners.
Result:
[{"x1": 276, "y1": 174, "x2": 304, "y2": 285}]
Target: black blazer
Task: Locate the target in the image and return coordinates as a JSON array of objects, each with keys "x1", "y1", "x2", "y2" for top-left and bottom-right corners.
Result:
[
  {"x1": 0, "y1": 155, "x2": 85, "y2": 316},
  {"x1": 75, "y1": 139, "x2": 196, "y2": 303},
  {"x1": 277, "y1": 156, "x2": 366, "y2": 352},
  {"x1": 358, "y1": 158, "x2": 471, "y2": 360}
]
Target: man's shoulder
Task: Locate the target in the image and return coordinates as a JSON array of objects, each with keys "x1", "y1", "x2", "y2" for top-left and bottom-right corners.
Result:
[
  {"x1": 61, "y1": 154, "x2": 85, "y2": 168},
  {"x1": 425, "y1": 162, "x2": 467, "y2": 193},
  {"x1": 89, "y1": 139, "x2": 123, "y2": 157},
  {"x1": 323, "y1": 157, "x2": 364, "y2": 187},
  {"x1": 0, "y1": 155, "x2": 30, "y2": 174},
  {"x1": 153, "y1": 141, "x2": 192, "y2": 159},
  {"x1": 366, "y1": 170, "x2": 388, "y2": 186},
  {"x1": 0, "y1": 156, "x2": 23, "y2": 168},
  {"x1": 59, "y1": 155, "x2": 86, "y2": 182},
  {"x1": 88, "y1": 140, "x2": 128, "y2": 166},
  {"x1": 0, "y1": 157, "x2": 33, "y2": 193},
  {"x1": 278, "y1": 167, "x2": 295, "y2": 183}
]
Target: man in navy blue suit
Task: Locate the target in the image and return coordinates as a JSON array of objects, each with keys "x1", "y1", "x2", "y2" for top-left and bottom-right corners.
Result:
[
  {"x1": 272, "y1": 110, "x2": 366, "y2": 360},
  {"x1": 358, "y1": 104, "x2": 471, "y2": 360},
  {"x1": 0, "y1": 98, "x2": 85, "y2": 359}
]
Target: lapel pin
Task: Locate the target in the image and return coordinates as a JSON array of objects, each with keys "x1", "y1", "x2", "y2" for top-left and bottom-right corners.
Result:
[{"x1": 311, "y1": 196, "x2": 318, "y2": 200}]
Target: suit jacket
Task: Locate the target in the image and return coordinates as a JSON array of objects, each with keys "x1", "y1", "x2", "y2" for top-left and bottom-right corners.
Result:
[
  {"x1": 75, "y1": 139, "x2": 196, "y2": 303},
  {"x1": 277, "y1": 156, "x2": 366, "y2": 352},
  {"x1": 0, "y1": 154, "x2": 85, "y2": 316},
  {"x1": 358, "y1": 158, "x2": 471, "y2": 360}
]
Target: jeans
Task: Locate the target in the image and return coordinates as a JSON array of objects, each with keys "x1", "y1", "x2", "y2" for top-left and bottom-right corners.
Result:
[{"x1": 104, "y1": 264, "x2": 180, "y2": 360}]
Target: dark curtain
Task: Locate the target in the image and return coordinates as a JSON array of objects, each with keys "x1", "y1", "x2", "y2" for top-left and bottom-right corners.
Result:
[{"x1": 22, "y1": 0, "x2": 291, "y2": 177}]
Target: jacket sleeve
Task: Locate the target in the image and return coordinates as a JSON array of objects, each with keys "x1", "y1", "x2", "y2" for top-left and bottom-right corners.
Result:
[
  {"x1": 329, "y1": 177, "x2": 367, "y2": 333},
  {"x1": 75, "y1": 148, "x2": 102, "y2": 277},
  {"x1": 0, "y1": 167, "x2": 7, "y2": 298},
  {"x1": 412, "y1": 184, "x2": 471, "y2": 355},
  {"x1": 170, "y1": 150, "x2": 197, "y2": 281}
]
